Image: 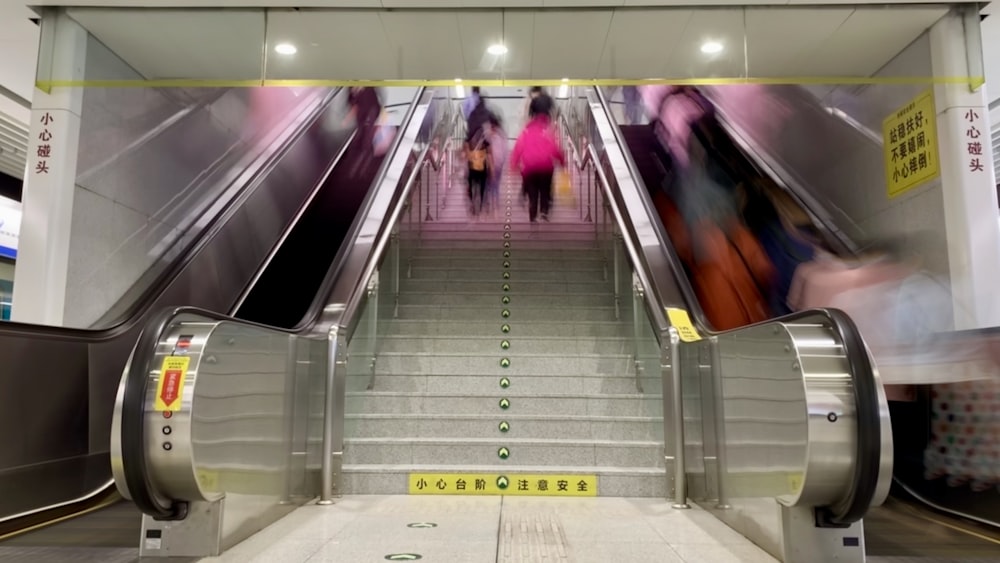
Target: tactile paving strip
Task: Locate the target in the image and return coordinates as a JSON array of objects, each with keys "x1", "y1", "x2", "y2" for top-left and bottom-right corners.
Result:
[{"x1": 498, "y1": 510, "x2": 571, "y2": 562}]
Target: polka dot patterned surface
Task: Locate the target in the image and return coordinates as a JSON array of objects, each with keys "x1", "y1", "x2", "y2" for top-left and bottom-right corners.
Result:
[{"x1": 925, "y1": 381, "x2": 1000, "y2": 491}]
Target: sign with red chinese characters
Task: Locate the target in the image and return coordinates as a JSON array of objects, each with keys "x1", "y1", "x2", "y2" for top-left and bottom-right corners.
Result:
[
  {"x1": 154, "y1": 356, "x2": 190, "y2": 412},
  {"x1": 882, "y1": 90, "x2": 940, "y2": 198},
  {"x1": 34, "y1": 111, "x2": 55, "y2": 175},
  {"x1": 960, "y1": 108, "x2": 987, "y2": 175}
]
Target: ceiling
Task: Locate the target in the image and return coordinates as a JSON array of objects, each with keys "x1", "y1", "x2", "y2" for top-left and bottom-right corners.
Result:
[{"x1": 64, "y1": 6, "x2": 950, "y2": 82}]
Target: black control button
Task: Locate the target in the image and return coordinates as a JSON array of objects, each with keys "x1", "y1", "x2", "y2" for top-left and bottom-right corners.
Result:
[
  {"x1": 162, "y1": 426, "x2": 172, "y2": 435},
  {"x1": 163, "y1": 442, "x2": 173, "y2": 451}
]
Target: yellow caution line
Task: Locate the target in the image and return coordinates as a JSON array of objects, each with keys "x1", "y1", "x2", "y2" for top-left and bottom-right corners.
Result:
[
  {"x1": 35, "y1": 76, "x2": 986, "y2": 89},
  {"x1": 899, "y1": 500, "x2": 1000, "y2": 546}
]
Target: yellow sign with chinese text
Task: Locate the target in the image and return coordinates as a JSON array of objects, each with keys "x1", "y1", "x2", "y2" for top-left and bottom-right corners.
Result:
[
  {"x1": 153, "y1": 356, "x2": 190, "y2": 412},
  {"x1": 408, "y1": 473, "x2": 597, "y2": 497},
  {"x1": 666, "y1": 308, "x2": 702, "y2": 342},
  {"x1": 882, "y1": 90, "x2": 940, "y2": 198}
]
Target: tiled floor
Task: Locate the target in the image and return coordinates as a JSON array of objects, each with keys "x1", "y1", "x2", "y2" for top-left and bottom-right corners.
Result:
[{"x1": 201, "y1": 495, "x2": 778, "y2": 563}]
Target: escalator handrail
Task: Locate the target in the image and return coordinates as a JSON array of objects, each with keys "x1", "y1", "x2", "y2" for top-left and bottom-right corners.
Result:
[
  {"x1": 590, "y1": 87, "x2": 882, "y2": 524},
  {"x1": 0, "y1": 87, "x2": 342, "y2": 342}
]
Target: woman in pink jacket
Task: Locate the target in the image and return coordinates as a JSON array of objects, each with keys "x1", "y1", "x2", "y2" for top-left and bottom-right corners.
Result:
[{"x1": 510, "y1": 96, "x2": 566, "y2": 222}]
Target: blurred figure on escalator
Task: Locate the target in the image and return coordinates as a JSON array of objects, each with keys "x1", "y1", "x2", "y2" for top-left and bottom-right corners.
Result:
[{"x1": 345, "y1": 86, "x2": 384, "y2": 177}]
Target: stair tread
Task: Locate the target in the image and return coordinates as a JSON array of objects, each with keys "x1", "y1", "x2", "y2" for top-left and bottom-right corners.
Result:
[
  {"x1": 346, "y1": 391, "x2": 659, "y2": 399},
  {"x1": 346, "y1": 437, "x2": 661, "y2": 446},
  {"x1": 344, "y1": 463, "x2": 665, "y2": 475},
  {"x1": 345, "y1": 413, "x2": 658, "y2": 422}
]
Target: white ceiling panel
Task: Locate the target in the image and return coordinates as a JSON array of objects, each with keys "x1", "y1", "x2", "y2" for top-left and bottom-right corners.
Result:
[
  {"x1": 264, "y1": 10, "x2": 396, "y2": 80},
  {"x1": 744, "y1": 7, "x2": 853, "y2": 77},
  {"x1": 528, "y1": 10, "x2": 614, "y2": 78},
  {"x1": 496, "y1": 10, "x2": 535, "y2": 79},
  {"x1": 57, "y1": 6, "x2": 950, "y2": 82},
  {"x1": 596, "y1": 9, "x2": 692, "y2": 78},
  {"x1": 805, "y1": 7, "x2": 948, "y2": 77},
  {"x1": 378, "y1": 11, "x2": 469, "y2": 79},
  {"x1": 456, "y1": 11, "x2": 505, "y2": 78},
  {"x1": 662, "y1": 8, "x2": 745, "y2": 79},
  {"x1": 67, "y1": 8, "x2": 264, "y2": 80}
]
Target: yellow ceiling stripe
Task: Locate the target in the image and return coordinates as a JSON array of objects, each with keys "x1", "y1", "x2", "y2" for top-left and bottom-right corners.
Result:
[{"x1": 35, "y1": 76, "x2": 985, "y2": 90}]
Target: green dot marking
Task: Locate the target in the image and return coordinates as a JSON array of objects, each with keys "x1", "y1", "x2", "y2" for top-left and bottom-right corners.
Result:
[
  {"x1": 502, "y1": 283, "x2": 511, "y2": 292},
  {"x1": 500, "y1": 358, "x2": 511, "y2": 368},
  {"x1": 501, "y1": 340, "x2": 510, "y2": 350},
  {"x1": 503, "y1": 261, "x2": 511, "y2": 268},
  {"x1": 501, "y1": 324, "x2": 510, "y2": 333},
  {"x1": 499, "y1": 421, "x2": 510, "y2": 432},
  {"x1": 502, "y1": 309, "x2": 510, "y2": 318},
  {"x1": 503, "y1": 251, "x2": 511, "y2": 258},
  {"x1": 502, "y1": 296, "x2": 510, "y2": 304},
  {"x1": 503, "y1": 272, "x2": 510, "y2": 279},
  {"x1": 498, "y1": 447, "x2": 510, "y2": 459},
  {"x1": 497, "y1": 475, "x2": 510, "y2": 489},
  {"x1": 499, "y1": 376, "x2": 511, "y2": 388},
  {"x1": 499, "y1": 398, "x2": 511, "y2": 409},
  {"x1": 503, "y1": 242, "x2": 511, "y2": 249}
]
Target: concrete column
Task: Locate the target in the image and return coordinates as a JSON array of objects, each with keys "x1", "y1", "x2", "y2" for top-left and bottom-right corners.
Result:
[
  {"x1": 929, "y1": 7, "x2": 1000, "y2": 330},
  {"x1": 11, "y1": 9, "x2": 86, "y2": 326}
]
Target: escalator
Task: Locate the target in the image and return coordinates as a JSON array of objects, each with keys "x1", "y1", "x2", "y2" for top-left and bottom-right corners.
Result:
[
  {"x1": 0, "y1": 88, "x2": 423, "y2": 555},
  {"x1": 609, "y1": 88, "x2": 1000, "y2": 560}
]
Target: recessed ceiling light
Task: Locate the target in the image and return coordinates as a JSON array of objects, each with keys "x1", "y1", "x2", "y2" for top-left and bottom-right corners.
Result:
[
  {"x1": 700, "y1": 41, "x2": 723, "y2": 55},
  {"x1": 274, "y1": 43, "x2": 297, "y2": 55},
  {"x1": 487, "y1": 44, "x2": 508, "y2": 56}
]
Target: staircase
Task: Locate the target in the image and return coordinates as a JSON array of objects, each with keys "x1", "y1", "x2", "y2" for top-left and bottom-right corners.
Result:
[{"x1": 342, "y1": 156, "x2": 667, "y2": 498}]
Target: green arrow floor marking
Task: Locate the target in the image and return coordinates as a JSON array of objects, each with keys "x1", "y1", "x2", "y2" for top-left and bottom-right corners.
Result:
[
  {"x1": 499, "y1": 421, "x2": 510, "y2": 432},
  {"x1": 500, "y1": 358, "x2": 510, "y2": 368},
  {"x1": 497, "y1": 475, "x2": 509, "y2": 489},
  {"x1": 499, "y1": 398, "x2": 510, "y2": 409},
  {"x1": 498, "y1": 447, "x2": 510, "y2": 459}
]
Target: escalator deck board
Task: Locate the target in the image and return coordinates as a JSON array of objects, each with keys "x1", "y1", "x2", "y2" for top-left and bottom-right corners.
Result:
[{"x1": 0, "y1": 546, "x2": 138, "y2": 563}]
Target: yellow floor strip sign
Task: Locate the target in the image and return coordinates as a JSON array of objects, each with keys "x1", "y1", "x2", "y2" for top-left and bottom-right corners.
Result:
[
  {"x1": 34, "y1": 75, "x2": 985, "y2": 91},
  {"x1": 409, "y1": 473, "x2": 597, "y2": 497}
]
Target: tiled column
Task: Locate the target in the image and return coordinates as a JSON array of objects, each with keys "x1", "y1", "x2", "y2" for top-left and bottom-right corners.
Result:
[
  {"x1": 929, "y1": 6, "x2": 1000, "y2": 330},
  {"x1": 10, "y1": 9, "x2": 86, "y2": 325}
]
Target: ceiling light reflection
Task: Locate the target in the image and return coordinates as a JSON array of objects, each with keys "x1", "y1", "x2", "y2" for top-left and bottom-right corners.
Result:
[{"x1": 700, "y1": 41, "x2": 724, "y2": 55}]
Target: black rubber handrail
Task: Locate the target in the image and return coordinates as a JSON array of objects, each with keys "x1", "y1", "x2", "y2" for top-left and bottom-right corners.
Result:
[
  {"x1": 820, "y1": 308, "x2": 882, "y2": 526},
  {"x1": 593, "y1": 87, "x2": 882, "y2": 524}
]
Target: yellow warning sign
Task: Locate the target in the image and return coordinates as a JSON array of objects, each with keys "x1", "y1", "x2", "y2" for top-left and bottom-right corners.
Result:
[
  {"x1": 882, "y1": 90, "x2": 940, "y2": 198},
  {"x1": 666, "y1": 308, "x2": 702, "y2": 342},
  {"x1": 408, "y1": 473, "x2": 597, "y2": 497},
  {"x1": 153, "y1": 356, "x2": 190, "y2": 412}
]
